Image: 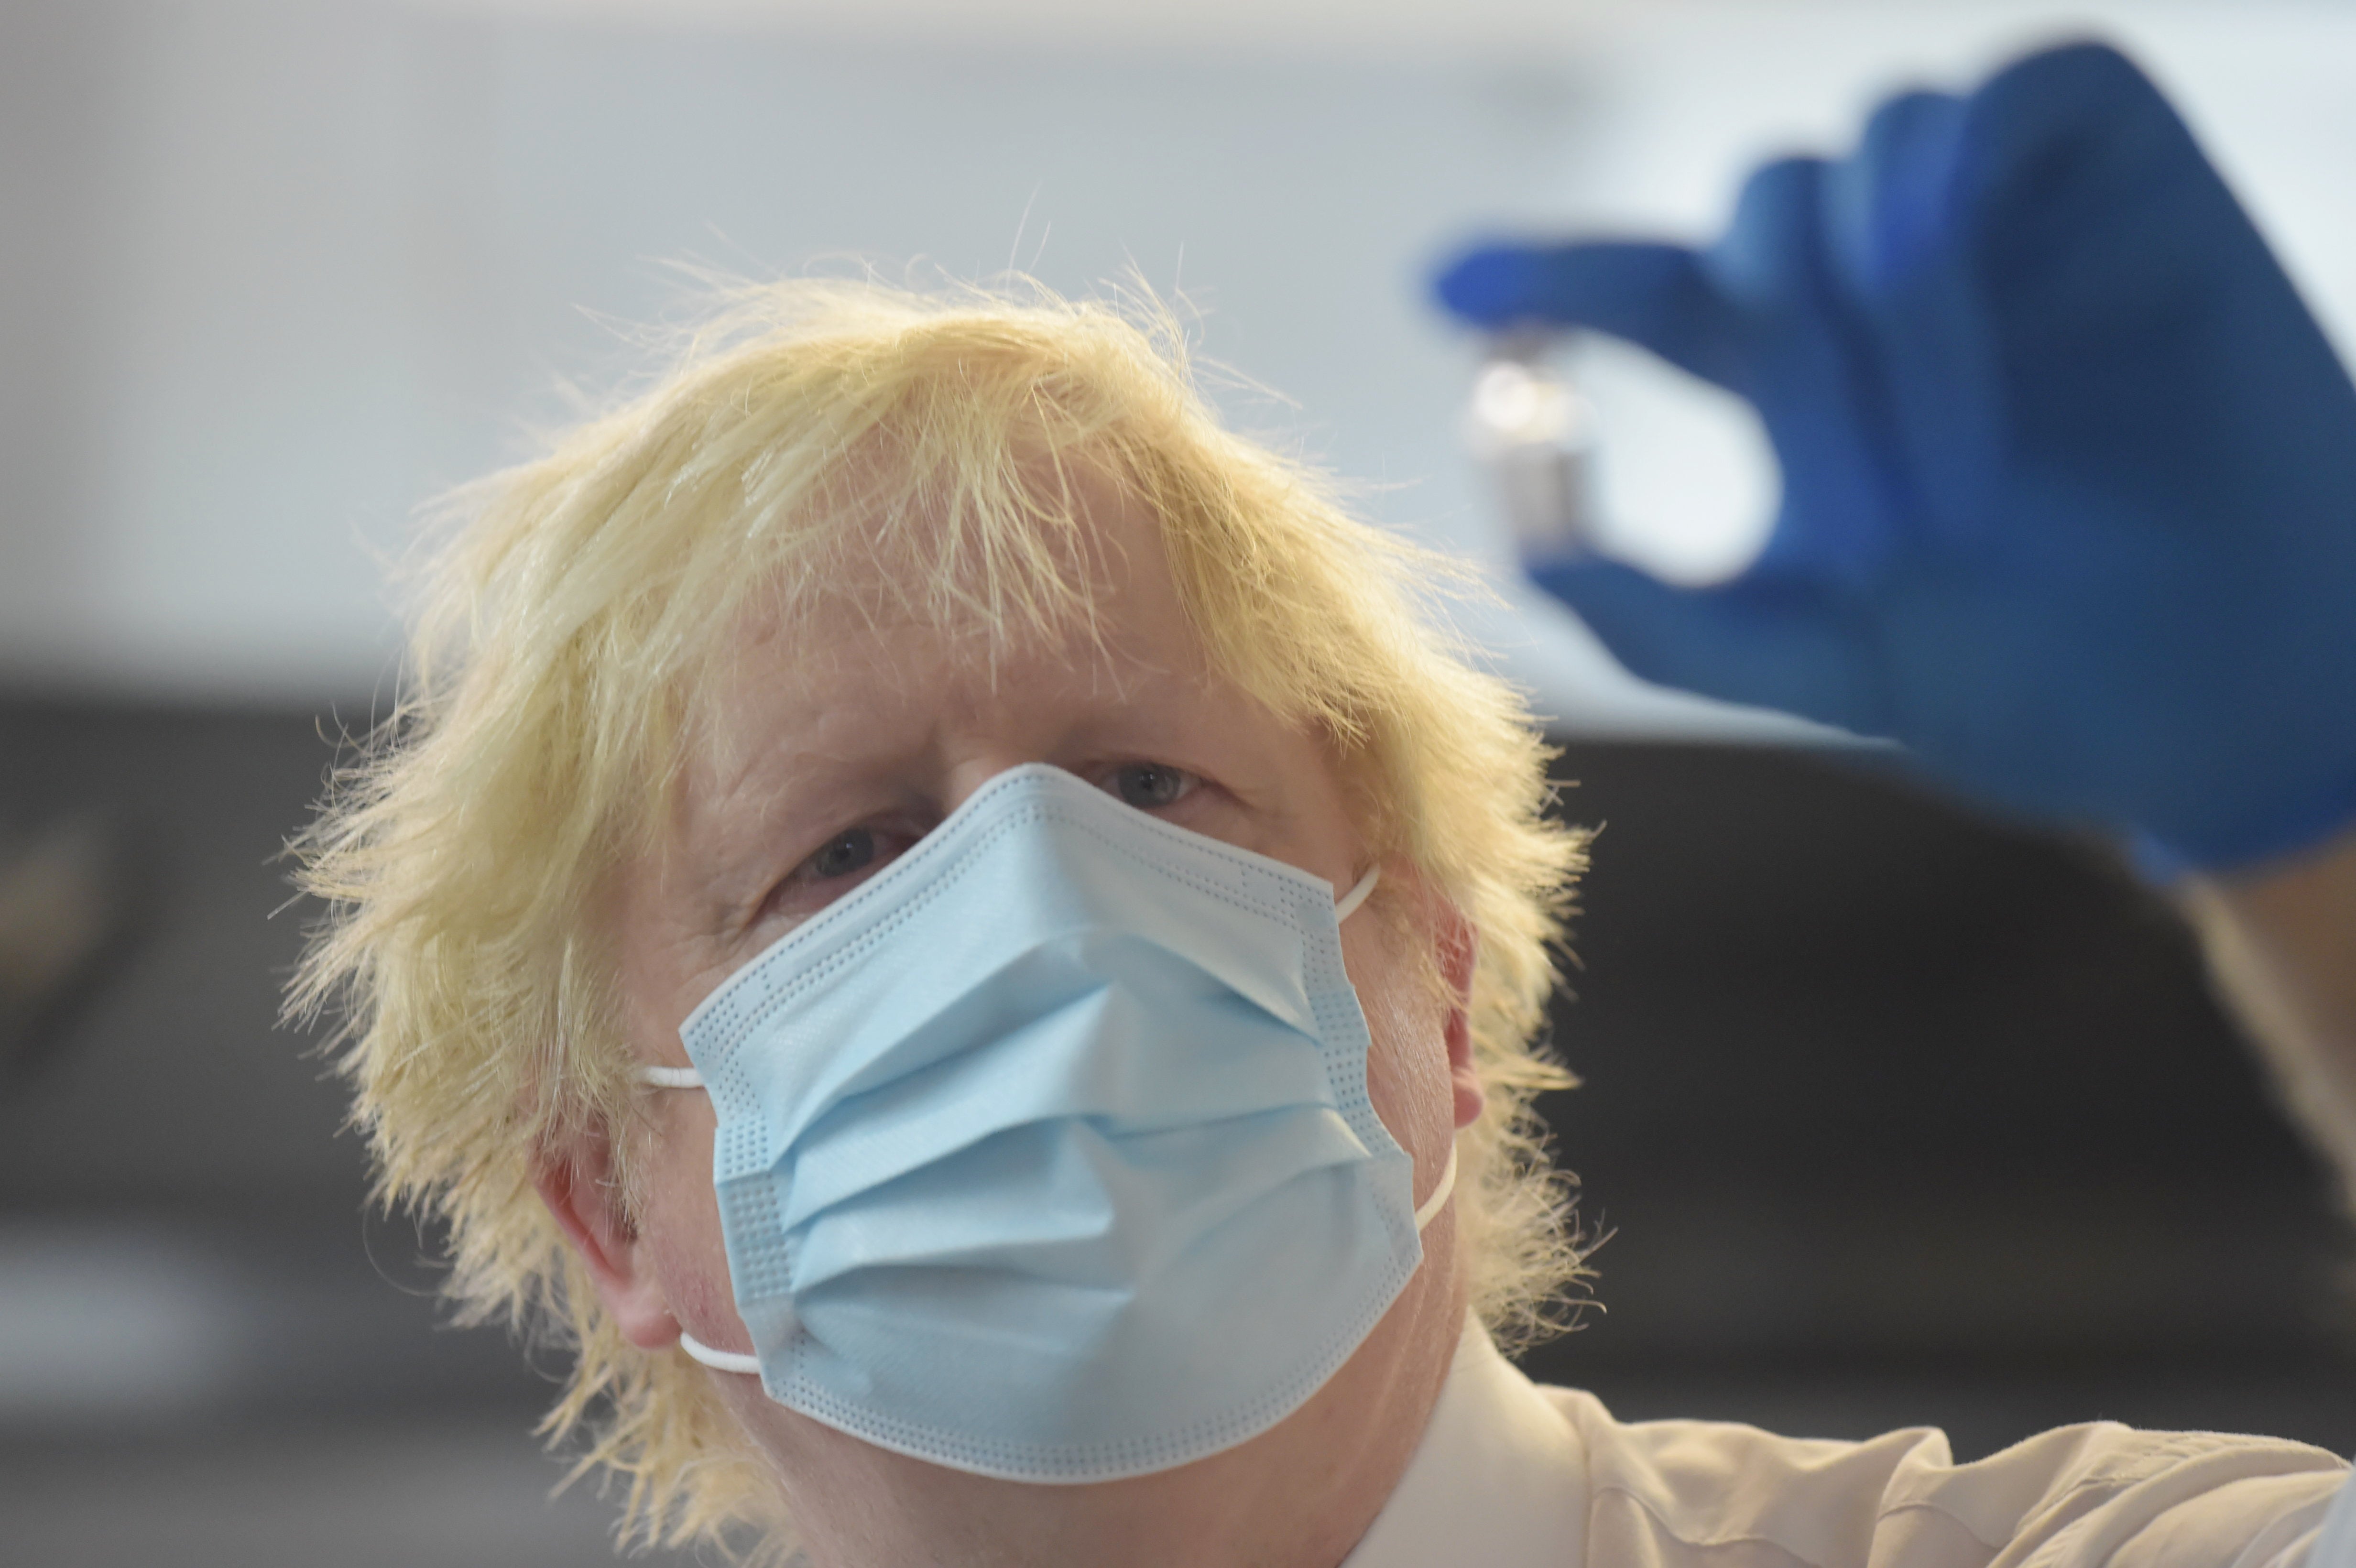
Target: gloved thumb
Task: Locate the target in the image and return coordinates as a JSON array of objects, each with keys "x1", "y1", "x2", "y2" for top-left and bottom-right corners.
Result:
[{"x1": 1529, "y1": 557, "x2": 1888, "y2": 736}]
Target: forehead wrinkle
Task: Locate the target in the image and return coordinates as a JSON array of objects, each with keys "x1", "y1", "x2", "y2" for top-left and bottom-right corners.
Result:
[
  {"x1": 796, "y1": 542, "x2": 1198, "y2": 706},
  {"x1": 668, "y1": 628, "x2": 918, "y2": 871},
  {"x1": 712, "y1": 638, "x2": 939, "y2": 787}
]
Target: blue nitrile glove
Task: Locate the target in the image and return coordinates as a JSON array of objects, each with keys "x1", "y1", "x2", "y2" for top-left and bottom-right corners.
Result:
[{"x1": 1435, "y1": 41, "x2": 2356, "y2": 875}]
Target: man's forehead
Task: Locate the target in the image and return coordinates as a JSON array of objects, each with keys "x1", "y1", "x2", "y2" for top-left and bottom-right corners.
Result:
[
  {"x1": 681, "y1": 553, "x2": 1218, "y2": 797},
  {"x1": 728, "y1": 565, "x2": 1205, "y2": 695}
]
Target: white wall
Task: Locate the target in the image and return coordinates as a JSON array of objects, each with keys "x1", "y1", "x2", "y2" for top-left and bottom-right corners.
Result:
[{"x1": 0, "y1": 0, "x2": 2350, "y2": 734}]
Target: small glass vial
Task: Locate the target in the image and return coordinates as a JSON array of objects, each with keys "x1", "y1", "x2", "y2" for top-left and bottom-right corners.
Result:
[{"x1": 1461, "y1": 332, "x2": 1597, "y2": 566}]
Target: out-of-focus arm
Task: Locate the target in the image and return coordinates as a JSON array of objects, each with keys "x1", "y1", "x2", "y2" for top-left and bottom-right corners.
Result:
[{"x1": 2182, "y1": 824, "x2": 2356, "y2": 1210}]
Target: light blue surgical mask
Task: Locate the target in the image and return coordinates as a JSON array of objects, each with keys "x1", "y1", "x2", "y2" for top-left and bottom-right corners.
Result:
[{"x1": 642, "y1": 762, "x2": 1456, "y2": 1484}]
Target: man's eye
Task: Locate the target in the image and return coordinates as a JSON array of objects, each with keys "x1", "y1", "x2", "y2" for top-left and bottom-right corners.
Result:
[
  {"x1": 807, "y1": 827, "x2": 879, "y2": 881},
  {"x1": 1110, "y1": 763, "x2": 1194, "y2": 810},
  {"x1": 757, "y1": 822, "x2": 919, "y2": 929}
]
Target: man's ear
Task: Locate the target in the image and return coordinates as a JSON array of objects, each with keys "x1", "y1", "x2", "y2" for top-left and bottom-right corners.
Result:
[
  {"x1": 1433, "y1": 897, "x2": 1485, "y2": 1130},
  {"x1": 533, "y1": 1123, "x2": 681, "y2": 1350}
]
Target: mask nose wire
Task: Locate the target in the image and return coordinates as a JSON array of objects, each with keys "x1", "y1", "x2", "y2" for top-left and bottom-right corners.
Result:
[{"x1": 644, "y1": 866, "x2": 1384, "y2": 1096}]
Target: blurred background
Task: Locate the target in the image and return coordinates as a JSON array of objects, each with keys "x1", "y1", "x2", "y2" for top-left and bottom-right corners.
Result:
[{"x1": 2, "y1": 1, "x2": 2351, "y2": 1562}]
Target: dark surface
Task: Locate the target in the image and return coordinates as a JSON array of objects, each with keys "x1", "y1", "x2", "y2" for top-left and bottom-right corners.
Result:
[
  {"x1": 0, "y1": 697, "x2": 2347, "y2": 1560},
  {"x1": 0, "y1": 1419, "x2": 727, "y2": 1568},
  {"x1": 1519, "y1": 740, "x2": 2354, "y2": 1457},
  {"x1": 0, "y1": 696, "x2": 367, "y2": 1207}
]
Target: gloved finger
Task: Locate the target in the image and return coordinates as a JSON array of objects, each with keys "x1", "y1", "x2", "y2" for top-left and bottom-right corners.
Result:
[
  {"x1": 1705, "y1": 155, "x2": 1841, "y2": 312},
  {"x1": 1959, "y1": 41, "x2": 2219, "y2": 318},
  {"x1": 1958, "y1": 36, "x2": 2349, "y2": 552},
  {"x1": 1432, "y1": 240, "x2": 1754, "y2": 395},
  {"x1": 1822, "y1": 87, "x2": 2005, "y2": 544},
  {"x1": 1701, "y1": 158, "x2": 1911, "y2": 586},
  {"x1": 1962, "y1": 41, "x2": 2185, "y2": 218},
  {"x1": 1825, "y1": 89, "x2": 1967, "y2": 299},
  {"x1": 1527, "y1": 556, "x2": 1892, "y2": 735}
]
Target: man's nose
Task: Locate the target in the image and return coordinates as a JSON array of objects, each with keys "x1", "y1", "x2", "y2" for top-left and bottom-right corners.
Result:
[{"x1": 938, "y1": 751, "x2": 1066, "y2": 818}]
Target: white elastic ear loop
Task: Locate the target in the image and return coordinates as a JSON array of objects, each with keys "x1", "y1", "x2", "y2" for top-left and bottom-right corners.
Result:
[
  {"x1": 1326, "y1": 867, "x2": 1453, "y2": 1230},
  {"x1": 1413, "y1": 1143, "x2": 1458, "y2": 1232},
  {"x1": 644, "y1": 1067, "x2": 780, "y2": 1370},
  {"x1": 677, "y1": 1331, "x2": 763, "y2": 1375}
]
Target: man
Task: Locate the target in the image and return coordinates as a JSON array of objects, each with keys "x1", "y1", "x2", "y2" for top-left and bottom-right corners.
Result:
[{"x1": 292, "y1": 42, "x2": 2356, "y2": 1568}]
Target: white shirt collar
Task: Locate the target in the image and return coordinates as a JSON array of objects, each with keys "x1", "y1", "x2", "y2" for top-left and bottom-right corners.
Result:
[{"x1": 1342, "y1": 1321, "x2": 1589, "y2": 1568}]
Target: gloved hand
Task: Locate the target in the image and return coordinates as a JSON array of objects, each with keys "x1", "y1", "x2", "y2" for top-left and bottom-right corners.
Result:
[{"x1": 1435, "y1": 41, "x2": 2356, "y2": 875}]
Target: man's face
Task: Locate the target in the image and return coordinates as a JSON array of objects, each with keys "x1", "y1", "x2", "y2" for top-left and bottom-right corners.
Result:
[{"x1": 556, "y1": 479, "x2": 1481, "y2": 1565}]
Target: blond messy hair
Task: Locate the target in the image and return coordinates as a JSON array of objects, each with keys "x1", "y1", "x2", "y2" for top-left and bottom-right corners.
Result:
[{"x1": 289, "y1": 276, "x2": 1591, "y2": 1557}]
